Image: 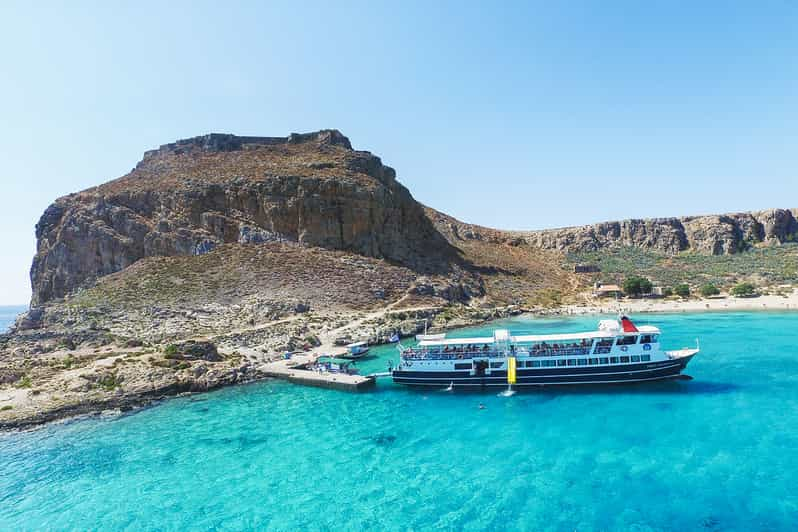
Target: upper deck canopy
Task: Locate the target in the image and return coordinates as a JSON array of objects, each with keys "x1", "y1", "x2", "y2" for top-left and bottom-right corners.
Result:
[
  {"x1": 346, "y1": 341, "x2": 368, "y2": 348},
  {"x1": 416, "y1": 324, "x2": 660, "y2": 347}
]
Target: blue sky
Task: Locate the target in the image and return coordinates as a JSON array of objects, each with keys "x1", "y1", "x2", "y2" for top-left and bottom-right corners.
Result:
[{"x1": 1, "y1": 1, "x2": 796, "y2": 304}]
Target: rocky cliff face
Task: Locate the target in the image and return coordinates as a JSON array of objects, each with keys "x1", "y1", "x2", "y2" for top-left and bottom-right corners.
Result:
[
  {"x1": 426, "y1": 206, "x2": 798, "y2": 256},
  {"x1": 31, "y1": 131, "x2": 455, "y2": 305},
  {"x1": 521, "y1": 209, "x2": 798, "y2": 255}
]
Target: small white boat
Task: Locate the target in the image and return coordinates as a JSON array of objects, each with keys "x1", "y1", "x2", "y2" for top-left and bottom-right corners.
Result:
[
  {"x1": 341, "y1": 341, "x2": 370, "y2": 359},
  {"x1": 415, "y1": 319, "x2": 446, "y2": 342},
  {"x1": 415, "y1": 333, "x2": 446, "y2": 341}
]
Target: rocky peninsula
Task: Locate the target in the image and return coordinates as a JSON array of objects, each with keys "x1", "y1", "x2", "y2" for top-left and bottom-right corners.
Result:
[{"x1": 2, "y1": 129, "x2": 796, "y2": 429}]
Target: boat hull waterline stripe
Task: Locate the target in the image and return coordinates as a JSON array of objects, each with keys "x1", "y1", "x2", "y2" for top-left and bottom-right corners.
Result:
[
  {"x1": 394, "y1": 374, "x2": 686, "y2": 387},
  {"x1": 393, "y1": 362, "x2": 689, "y2": 386}
]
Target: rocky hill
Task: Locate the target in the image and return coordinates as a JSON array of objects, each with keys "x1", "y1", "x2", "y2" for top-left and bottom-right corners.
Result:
[
  {"x1": 18, "y1": 129, "x2": 581, "y2": 341},
  {"x1": 30, "y1": 130, "x2": 459, "y2": 305}
]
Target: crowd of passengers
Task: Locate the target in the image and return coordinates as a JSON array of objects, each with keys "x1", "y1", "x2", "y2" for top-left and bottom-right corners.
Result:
[
  {"x1": 402, "y1": 339, "x2": 594, "y2": 359},
  {"x1": 402, "y1": 344, "x2": 492, "y2": 359},
  {"x1": 529, "y1": 339, "x2": 592, "y2": 356}
]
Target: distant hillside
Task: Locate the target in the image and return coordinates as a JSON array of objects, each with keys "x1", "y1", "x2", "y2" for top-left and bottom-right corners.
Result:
[{"x1": 521, "y1": 209, "x2": 798, "y2": 255}]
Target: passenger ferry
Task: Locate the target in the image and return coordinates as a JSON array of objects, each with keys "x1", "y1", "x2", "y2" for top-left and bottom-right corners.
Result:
[{"x1": 392, "y1": 316, "x2": 698, "y2": 387}]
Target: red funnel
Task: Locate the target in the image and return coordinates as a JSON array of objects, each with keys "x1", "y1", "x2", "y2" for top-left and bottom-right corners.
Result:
[{"x1": 620, "y1": 316, "x2": 639, "y2": 333}]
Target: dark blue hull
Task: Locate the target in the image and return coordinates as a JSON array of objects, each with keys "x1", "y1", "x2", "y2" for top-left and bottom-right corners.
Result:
[{"x1": 392, "y1": 356, "x2": 695, "y2": 387}]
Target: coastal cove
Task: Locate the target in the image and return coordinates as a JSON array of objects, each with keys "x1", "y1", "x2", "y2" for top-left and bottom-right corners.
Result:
[
  {"x1": 2, "y1": 311, "x2": 798, "y2": 530},
  {"x1": 0, "y1": 306, "x2": 26, "y2": 334}
]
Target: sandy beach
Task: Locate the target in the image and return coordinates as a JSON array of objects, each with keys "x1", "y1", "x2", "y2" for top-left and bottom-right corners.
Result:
[{"x1": 556, "y1": 289, "x2": 798, "y2": 316}]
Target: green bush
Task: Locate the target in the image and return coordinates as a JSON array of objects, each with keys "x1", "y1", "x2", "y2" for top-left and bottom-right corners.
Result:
[
  {"x1": 674, "y1": 284, "x2": 691, "y2": 298},
  {"x1": 699, "y1": 283, "x2": 720, "y2": 297},
  {"x1": 568, "y1": 244, "x2": 798, "y2": 289},
  {"x1": 15, "y1": 375, "x2": 32, "y2": 389},
  {"x1": 661, "y1": 287, "x2": 673, "y2": 297},
  {"x1": 304, "y1": 334, "x2": 321, "y2": 347},
  {"x1": 164, "y1": 344, "x2": 178, "y2": 357},
  {"x1": 623, "y1": 276, "x2": 653, "y2": 297},
  {"x1": 97, "y1": 373, "x2": 121, "y2": 391},
  {"x1": 731, "y1": 282, "x2": 757, "y2": 297},
  {"x1": 0, "y1": 405, "x2": 12, "y2": 411}
]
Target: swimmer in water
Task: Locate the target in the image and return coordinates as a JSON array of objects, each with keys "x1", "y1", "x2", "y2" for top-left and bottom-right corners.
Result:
[{"x1": 478, "y1": 403, "x2": 486, "y2": 410}]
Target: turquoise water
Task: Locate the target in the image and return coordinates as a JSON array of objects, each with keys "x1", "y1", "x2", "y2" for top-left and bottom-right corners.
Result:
[
  {"x1": 0, "y1": 305, "x2": 26, "y2": 333},
  {"x1": 2, "y1": 311, "x2": 798, "y2": 530}
]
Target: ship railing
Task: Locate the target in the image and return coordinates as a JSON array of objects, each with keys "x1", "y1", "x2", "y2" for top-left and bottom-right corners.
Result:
[
  {"x1": 400, "y1": 349, "x2": 504, "y2": 360},
  {"x1": 528, "y1": 346, "x2": 592, "y2": 357},
  {"x1": 399, "y1": 346, "x2": 593, "y2": 360}
]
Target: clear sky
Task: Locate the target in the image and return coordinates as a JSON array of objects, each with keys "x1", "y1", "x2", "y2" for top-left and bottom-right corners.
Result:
[{"x1": 1, "y1": 1, "x2": 796, "y2": 305}]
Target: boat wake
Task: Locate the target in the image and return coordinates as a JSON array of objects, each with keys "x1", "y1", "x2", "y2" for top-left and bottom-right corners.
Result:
[
  {"x1": 498, "y1": 385, "x2": 516, "y2": 397},
  {"x1": 444, "y1": 382, "x2": 454, "y2": 392}
]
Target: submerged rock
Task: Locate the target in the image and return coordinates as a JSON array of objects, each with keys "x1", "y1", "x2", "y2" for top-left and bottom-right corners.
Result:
[{"x1": 370, "y1": 434, "x2": 397, "y2": 446}]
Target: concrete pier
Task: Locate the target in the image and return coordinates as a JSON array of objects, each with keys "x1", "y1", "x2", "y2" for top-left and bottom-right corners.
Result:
[{"x1": 261, "y1": 352, "x2": 376, "y2": 392}]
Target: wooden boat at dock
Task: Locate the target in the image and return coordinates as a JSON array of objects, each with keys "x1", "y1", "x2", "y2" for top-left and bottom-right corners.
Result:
[{"x1": 340, "y1": 341, "x2": 370, "y2": 359}]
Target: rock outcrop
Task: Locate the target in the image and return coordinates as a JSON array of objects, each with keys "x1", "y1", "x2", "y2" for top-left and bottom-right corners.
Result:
[
  {"x1": 31, "y1": 130, "x2": 455, "y2": 305},
  {"x1": 521, "y1": 209, "x2": 798, "y2": 255}
]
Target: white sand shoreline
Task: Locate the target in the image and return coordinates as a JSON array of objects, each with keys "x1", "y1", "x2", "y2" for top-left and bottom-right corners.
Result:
[{"x1": 548, "y1": 289, "x2": 798, "y2": 316}]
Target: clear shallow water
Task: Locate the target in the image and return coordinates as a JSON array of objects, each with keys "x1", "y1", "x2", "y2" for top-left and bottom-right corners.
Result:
[
  {"x1": 0, "y1": 305, "x2": 26, "y2": 333},
  {"x1": 2, "y1": 312, "x2": 798, "y2": 530}
]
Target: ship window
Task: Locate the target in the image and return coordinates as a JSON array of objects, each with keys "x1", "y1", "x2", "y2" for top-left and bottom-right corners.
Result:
[
  {"x1": 594, "y1": 338, "x2": 613, "y2": 354},
  {"x1": 640, "y1": 334, "x2": 653, "y2": 343},
  {"x1": 557, "y1": 359, "x2": 567, "y2": 367},
  {"x1": 620, "y1": 356, "x2": 630, "y2": 363},
  {"x1": 490, "y1": 362, "x2": 503, "y2": 368},
  {"x1": 566, "y1": 359, "x2": 577, "y2": 366},
  {"x1": 577, "y1": 358, "x2": 588, "y2": 366},
  {"x1": 454, "y1": 363, "x2": 471, "y2": 370},
  {"x1": 600, "y1": 357, "x2": 609, "y2": 364},
  {"x1": 588, "y1": 358, "x2": 597, "y2": 365},
  {"x1": 617, "y1": 335, "x2": 638, "y2": 345},
  {"x1": 610, "y1": 357, "x2": 619, "y2": 363},
  {"x1": 641, "y1": 354, "x2": 651, "y2": 362},
  {"x1": 631, "y1": 355, "x2": 640, "y2": 362},
  {"x1": 530, "y1": 360, "x2": 541, "y2": 368}
]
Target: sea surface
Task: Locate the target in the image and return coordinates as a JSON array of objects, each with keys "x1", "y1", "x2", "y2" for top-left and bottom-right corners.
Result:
[
  {"x1": 0, "y1": 305, "x2": 26, "y2": 333},
  {"x1": 2, "y1": 311, "x2": 798, "y2": 530}
]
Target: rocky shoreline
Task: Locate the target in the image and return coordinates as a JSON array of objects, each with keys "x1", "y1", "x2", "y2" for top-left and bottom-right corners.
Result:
[
  {"x1": 0, "y1": 304, "x2": 523, "y2": 431},
  {"x1": 4, "y1": 289, "x2": 798, "y2": 431}
]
